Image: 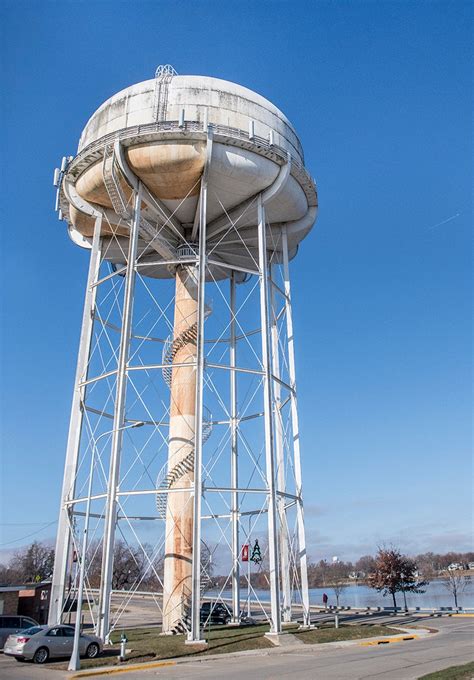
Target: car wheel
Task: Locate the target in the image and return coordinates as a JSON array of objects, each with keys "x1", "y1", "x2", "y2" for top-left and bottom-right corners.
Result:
[
  {"x1": 33, "y1": 647, "x2": 49, "y2": 664},
  {"x1": 86, "y1": 642, "x2": 100, "y2": 659}
]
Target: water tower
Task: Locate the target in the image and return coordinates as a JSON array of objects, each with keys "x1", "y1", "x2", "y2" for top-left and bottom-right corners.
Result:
[{"x1": 49, "y1": 66, "x2": 318, "y2": 643}]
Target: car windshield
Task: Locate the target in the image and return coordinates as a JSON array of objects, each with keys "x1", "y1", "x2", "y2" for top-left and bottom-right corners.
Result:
[{"x1": 19, "y1": 626, "x2": 43, "y2": 635}]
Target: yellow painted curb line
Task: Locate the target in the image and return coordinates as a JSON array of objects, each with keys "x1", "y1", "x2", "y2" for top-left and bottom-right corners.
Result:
[
  {"x1": 70, "y1": 659, "x2": 176, "y2": 678},
  {"x1": 450, "y1": 614, "x2": 474, "y2": 617},
  {"x1": 359, "y1": 634, "x2": 419, "y2": 647}
]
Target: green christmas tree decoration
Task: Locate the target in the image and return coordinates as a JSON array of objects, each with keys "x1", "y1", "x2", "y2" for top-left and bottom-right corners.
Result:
[{"x1": 250, "y1": 539, "x2": 262, "y2": 564}]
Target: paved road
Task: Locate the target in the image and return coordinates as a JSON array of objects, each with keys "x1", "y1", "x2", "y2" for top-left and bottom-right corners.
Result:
[{"x1": 0, "y1": 616, "x2": 472, "y2": 680}]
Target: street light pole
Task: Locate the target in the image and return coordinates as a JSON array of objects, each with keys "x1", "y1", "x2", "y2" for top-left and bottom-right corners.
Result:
[
  {"x1": 68, "y1": 421, "x2": 144, "y2": 672},
  {"x1": 247, "y1": 515, "x2": 251, "y2": 619}
]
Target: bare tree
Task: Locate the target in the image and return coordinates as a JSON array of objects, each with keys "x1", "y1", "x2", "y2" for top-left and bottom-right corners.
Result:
[
  {"x1": 82, "y1": 539, "x2": 147, "y2": 591},
  {"x1": 200, "y1": 541, "x2": 215, "y2": 593},
  {"x1": 328, "y1": 562, "x2": 348, "y2": 606},
  {"x1": 112, "y1": 540, "x2": 147, "y2": 590},
  {"x1": 355, "y1": 554, "x2": 376, "y2": 577},
  {"x1": 442, "y1": 569, "x2": 470, "y2": 609},
  {"x1": 8, "y1": 541, "x2": 54, "y2": 583}
]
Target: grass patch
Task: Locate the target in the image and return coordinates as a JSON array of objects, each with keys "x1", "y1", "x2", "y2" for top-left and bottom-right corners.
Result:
[
  {"x1": 52, "y1": 623, "x2": 274, "y2": 670},
  {"x1": 294, "y1": 624, "x2": 400, "y2": 644},
  {"x1": 417, "y1": 661, "x2": 474, "y2": 679},
  {"x1": 51, "y1": 622, "x2": 400, "y2": 670}
]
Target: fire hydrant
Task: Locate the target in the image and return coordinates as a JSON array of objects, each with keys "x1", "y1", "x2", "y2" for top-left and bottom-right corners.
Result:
[{"x1": 119, "y1": 633, "x2": 128, "y2": 662}]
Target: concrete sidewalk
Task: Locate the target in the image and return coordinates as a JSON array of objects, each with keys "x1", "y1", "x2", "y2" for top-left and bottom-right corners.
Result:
[{"x1": 68, "y1": 626, "x2": 432, "y2": 679}]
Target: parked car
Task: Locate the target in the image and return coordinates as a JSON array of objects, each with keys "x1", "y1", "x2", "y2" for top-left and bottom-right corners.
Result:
[
  {"x1": 200, "y1": 602, "x2": 232, "y2": 625},
  {"x1": 0, "y1": 616, "x2": 38, "y2": 650},
  {"x1": 3, "y1": 624, "x2": 103, "y2": 664}
]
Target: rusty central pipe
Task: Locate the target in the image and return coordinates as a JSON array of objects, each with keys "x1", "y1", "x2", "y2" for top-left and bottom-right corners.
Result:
[{"x1": 162, "y1": 266, "x2": 198, "y2": 632}]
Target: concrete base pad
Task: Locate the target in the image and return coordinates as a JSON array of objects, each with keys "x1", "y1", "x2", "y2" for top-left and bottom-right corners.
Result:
[
  {"x1": 264, "y1": 632, "x2": 281, "y2": 646},
  {"x1": 185, "y1": 638, "x2": 208, "y2": 647},
  {"x1": 264, "y1": 632, "x2": 305, "y2": 647}
]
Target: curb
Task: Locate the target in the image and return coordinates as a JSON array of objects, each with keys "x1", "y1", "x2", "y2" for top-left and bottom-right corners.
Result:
[
  {"x1": 449, "y1": 614, "x2": 474, "y2": 618},
  {"x1": 70, "y1": 660, "x2": 177, "y2": 678},
  {"x1": 70, "y1": 628, "x2": 432, "y2": 678},
  {"x1": 359, "y1": 634, "x2": 419, "y2": 647}
]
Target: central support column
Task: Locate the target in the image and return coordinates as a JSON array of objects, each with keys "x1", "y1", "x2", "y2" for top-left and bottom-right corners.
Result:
[{"x1": 162, "y1": 265, "x2": 198, "y2": 633}]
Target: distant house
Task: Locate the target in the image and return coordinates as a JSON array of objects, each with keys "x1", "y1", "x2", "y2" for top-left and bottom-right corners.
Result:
[
  {"x1": 447, "y1": 563, "x2": 464, "y2": 571},
  {"x1": 348, "y1": 571, "x2": 365, "y2": 580}
]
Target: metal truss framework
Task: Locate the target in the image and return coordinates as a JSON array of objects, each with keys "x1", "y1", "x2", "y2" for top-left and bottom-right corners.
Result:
[{"x1": 49, "y1": 171, "x2": 311, "y2": 643}]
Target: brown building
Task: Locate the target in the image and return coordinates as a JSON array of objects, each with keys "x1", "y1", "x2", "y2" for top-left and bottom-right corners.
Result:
[{"x1": 0, "y1": 582, "x2": 51, "y2": 624}]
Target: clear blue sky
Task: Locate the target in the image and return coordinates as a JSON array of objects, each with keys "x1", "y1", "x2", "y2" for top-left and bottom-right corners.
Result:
[{"x1": 0, "y1": 0, "x2": 472, "y2": 563}]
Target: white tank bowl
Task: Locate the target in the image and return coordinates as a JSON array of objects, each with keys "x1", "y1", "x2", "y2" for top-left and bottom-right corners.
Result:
[{"x1": 59, "y1": 73, "x2": 318, "y2": 278}]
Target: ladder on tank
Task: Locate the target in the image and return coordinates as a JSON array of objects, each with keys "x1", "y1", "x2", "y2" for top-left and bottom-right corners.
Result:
[
  {"x1": 153, "y1": 64, "x2": 177, "y2": 122},
  {"x1": 102, "y1": 145, "x2": 131, "y2": 219}
]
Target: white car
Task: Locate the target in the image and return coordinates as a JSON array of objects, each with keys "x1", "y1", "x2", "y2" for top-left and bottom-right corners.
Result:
[{"x1": 3, "y1": 624, "x2": 103, "y2": 664}]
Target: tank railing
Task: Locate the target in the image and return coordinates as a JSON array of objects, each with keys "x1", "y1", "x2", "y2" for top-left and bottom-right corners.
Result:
[
  {"x1": 73, "y1": 120, "x2": 312, "y2": 187},
  {"x1": 63, "y1": 120, "x2": 316, "y2": 231}
]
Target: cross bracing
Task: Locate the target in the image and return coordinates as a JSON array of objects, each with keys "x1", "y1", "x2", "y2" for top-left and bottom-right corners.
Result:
[{"x1": 50, "y1": 156, "x2": 311, "y2": 644}]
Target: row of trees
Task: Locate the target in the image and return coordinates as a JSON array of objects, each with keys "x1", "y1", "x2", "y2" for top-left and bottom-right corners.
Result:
[
  {"x1": 0, "y1": 539, "x2": 215, "y2": 593},
  {"x1": 307, "y1": 550, "x2": 474, "y2": 588},
  {"x1": 0, "y1": 542, "x2": 55, "y2": 585},
  {"x1": 0, "y1": 540, "x2": 163, "y2": 590},
  {"x1": 0, "y1": 541, "x2": 471, "y2": 609}
]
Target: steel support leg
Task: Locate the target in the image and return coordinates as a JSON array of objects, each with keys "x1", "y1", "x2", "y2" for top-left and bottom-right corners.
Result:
[
  {"x1": 49, "y1": 214, "x2": 103, "y2": 625},
  {"x1": 68, "y1": 430, "x2": 98, "y2": 670},
  {"x1": 257, "y1": 194, "x2": 281, "y2": 635},
  {"x1": 98, "y1": 185, "x2": 142, "y2": 641},
  {"x1": 230, "y1": 271, "x2": 240, "y2": 624},
  {"x1": 188, "y1": 179, "x2": 207, "y2": 643},
  {"x1": 270, "y1": 265, "x2": 291, "y2": 623},
  {"x1": 282, "y1": 226, "x2": 310, "y2": 627}
]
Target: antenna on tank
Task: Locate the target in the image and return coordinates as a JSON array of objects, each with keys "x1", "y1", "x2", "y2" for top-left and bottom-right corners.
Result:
[
  {"x1": 53, "y1": 156, "x2": 71, "y2": 218},
  {"x1": 155, "y1": 64, "x2": 178, "y2": 77}
]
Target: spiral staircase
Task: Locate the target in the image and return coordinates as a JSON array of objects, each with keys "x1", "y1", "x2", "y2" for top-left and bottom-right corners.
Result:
[
  {"x1": 156, "y1": 303, "x2": 212, "y2": 520},
  {"x1": 155, "y1": 299, "x2": 213, "y2": 634}
]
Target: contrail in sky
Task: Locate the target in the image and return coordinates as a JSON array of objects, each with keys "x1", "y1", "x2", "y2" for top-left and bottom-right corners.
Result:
[{"x1": 427, "y1": 212, "x2": 461, "y2": 231}]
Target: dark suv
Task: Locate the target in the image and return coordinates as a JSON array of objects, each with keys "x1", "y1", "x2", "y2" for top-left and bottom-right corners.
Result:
[
  {"x1": 200, "y1": 602, "x2": 232, "y2": 625},
  {"x1": 0, "y1": 615, "x2": 38, "y2": 650}
]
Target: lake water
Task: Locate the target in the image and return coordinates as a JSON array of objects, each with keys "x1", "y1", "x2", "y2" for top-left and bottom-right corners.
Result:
[{"x1": 210, "y1": 578, "x2": 474, "y2": 609}]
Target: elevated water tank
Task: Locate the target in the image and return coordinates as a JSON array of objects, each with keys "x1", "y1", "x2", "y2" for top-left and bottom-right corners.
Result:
[{"x1": 59, "y1": 68, "x2": 318, "y2": 278}]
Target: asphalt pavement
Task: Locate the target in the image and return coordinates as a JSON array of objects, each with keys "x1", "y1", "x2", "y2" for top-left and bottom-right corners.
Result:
[{"x1": 0, "y1": 615, "x2": 472, "y2": 680}]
